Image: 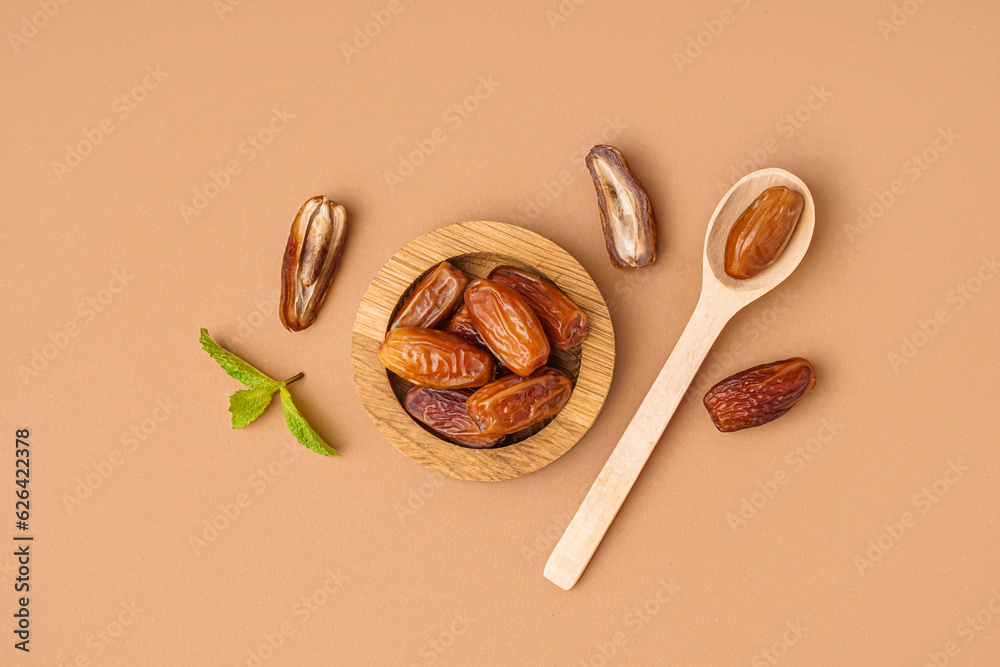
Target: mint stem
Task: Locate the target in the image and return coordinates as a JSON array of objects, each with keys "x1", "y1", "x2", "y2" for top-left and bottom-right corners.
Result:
[{"x1": 283, "y1": 372, "x2": 304, "y2": 386}]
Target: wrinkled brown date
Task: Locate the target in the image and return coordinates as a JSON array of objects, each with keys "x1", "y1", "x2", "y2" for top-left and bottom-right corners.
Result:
[
  {"x1": 445, "y1": 306, "x2": 510, "y2": 378},
  {"x1": 703, "y1": 358, "x2": 816, "y2": 432},
  {"x1": 586, "y1": 145, "x2": 657, "y2": 269},
  {"x1": 444, "y1": 305, "x2": 510, "y2": 379},
  {"x1": 445, "y1": 305, "x2": 488, "y2": 348},
  {"x1": 466, "y1": 367, "x2": 572, "y2": 435},
  {"x1": 390, "y1": 261, "x2": 468, "y2": 330},
  {"x1": 725, "y1": 186, "x2": 804, "y2": 280},
  {"x1": 280, "y1": 196, "x2": 348, "y2": 331},
  {"x1": 378, "y1": 327, "x2": 494, "y2": 389},
  {"x1": 403, "y1": 387, "x2": 504, "y2": 449},
  {"x1": 464, "y1": 279, "x2": 550, "y2": 377},
  {"x1": 488, "y1": 266, "x2": 588, "y2": 350}
]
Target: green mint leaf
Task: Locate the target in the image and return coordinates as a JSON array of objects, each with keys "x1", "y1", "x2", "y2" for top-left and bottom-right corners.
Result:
[
  {"x1": 279, "y1": 386, "x2": 339, "y2": 457},
  {"x1": 229, "y1": 387, "x2": 278, "y2": 429},
  {"x1": 200, "y1": 328, "x2": 279, "y2": 390}
]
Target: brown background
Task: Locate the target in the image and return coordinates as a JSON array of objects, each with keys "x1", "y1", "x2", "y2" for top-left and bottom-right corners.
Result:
[{"x1": 3, "y1": 1, "x2": 999, "y2": 665}]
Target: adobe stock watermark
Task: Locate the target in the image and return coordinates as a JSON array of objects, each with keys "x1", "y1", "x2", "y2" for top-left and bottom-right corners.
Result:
[
  {"x1": 853, "y1": 458, "x2": 970, "y2": 576},
  {"x1": 339, "y1": 0, "x2": 412, "y2": 63},
  {"x1": 234, "y1": 289, "x2": 281, "y2": 341},
  {"x1": 673, "y1": 0, "x2": 753, "y2": 72},
  {"x1": 726, "y1": 417, "x2": 843, "y2": 533},
  {"x1": 920, "y1": 588, "x2": 1000, "y2": 667},
  {"x1": 383, "y1": 75, "x2": 500, "y2": 192},
  {"x1": 178, "y1": 106, "x2": 295, "y2": 223},
  {"x1": 211, "y1": 0, "x2": 248, "y2": 21},
  {"x1": 842, "y1": 127, "x2": 959, "y2": 245},
  {"x1": 61, "y1": 398, "x2": 178, "y2": 516},
  {"x1": 878, "y1": 0, "x2": 931, "y2": 40},
  {"x1": 52, "y1": 66, "x2": 169, "y2": 181},
  {"x1": 56, "y1": 600, "x2": 144, "y2": 667},
  {"x1": 0, "y1": 555, "x2": 16, "y2": 586},
  {"x1": 17, "y1": 267, "x2": 135, "y2": 384},
  {"x1": 393, "y1": 470, "x2": 446, "y2": 523},
  {"x1": 888, "y1": 254, "x2": 997, "y2": 372},
  {"x1": 8, "y1": 0, "x2": 75, "y2": 53},
  {"x1": 520, "y1": 511, "x2": 571, "y2": 564},
  {"x1": 750, "y1": 619, "x2": 808, "y2": 667},
  {"x1": 572, "y1": 579, "x2": 681, "y2": 667},
  {"x1": 604, "y1": 264, "x2": 654, "y2": 317},
  {"x1": 683, "y1": 289, "x2": 800, "y2": 407},
  {"x1": 545, "y1": 0, "x2": 589, "y2": 30},
  {"x1": 234, "y1": 568, "x2": 348, "y2": 667},
  {"x1": 197, "y1": 290, "x2": 283, "y2": 387},
  {"x1": 189, "y1": 440, "x2": 305, "y2": 556},
  {"x1": 409, "y1": 610, "x2": 474, "y2": 667},
  {"x1": 509, "y1": 116, "x2": 628, "y2": 227},
  {"x1": 714, "y1": 86, "x2": 833, "y2": 195}
]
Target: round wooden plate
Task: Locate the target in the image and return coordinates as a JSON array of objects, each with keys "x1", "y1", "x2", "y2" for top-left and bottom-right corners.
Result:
[{"x1": 351, "y1": 221, "x2": 615, "y2": 481}]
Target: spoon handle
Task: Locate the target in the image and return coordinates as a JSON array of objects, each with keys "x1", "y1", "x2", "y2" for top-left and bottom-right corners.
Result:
[{"x1": 544, "y1": 291, "x2": 738, "y2": 590}]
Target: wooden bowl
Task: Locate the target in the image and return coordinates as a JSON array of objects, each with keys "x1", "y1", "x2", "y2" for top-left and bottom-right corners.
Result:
[{"x1": 351, "y1": 221, "x2": 615, "y2": 481}]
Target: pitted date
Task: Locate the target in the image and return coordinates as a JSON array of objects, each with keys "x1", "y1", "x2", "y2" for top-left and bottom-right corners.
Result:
[
  {"x1": 390, "y1": 261, "x2": 468, "y2": 330},
  {"x1": 703, "y1": 357, "x2": 816, "y2": 432},
  {"x1": 586, "y1": 145, "x2": 657, "y2": 269},
  {"x1": 280, "y1": 196, "x2": 348, "y2": 331},
  {"x1": 466, "y1": 367, "x2": 572, "y2": 435},
  {"x1": 403, "y1": 387, "x2": 504, "y2": 449},
  {"x1": 464, "y1": 279, "x2": 550, "y2": 377},
  {"x1": 488, "y1": 266, "x2": 588, "y2": 350},
  {"x1": 725, "y1": 186, "x2": 804, "y2": 280},
  {"x1": 378, "y1": 327, "x2": 494, "y2": 389}
]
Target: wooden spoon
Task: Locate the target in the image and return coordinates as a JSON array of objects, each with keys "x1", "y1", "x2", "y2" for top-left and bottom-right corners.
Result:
[{"x1": 544, "y1": 167, "x2": 815, "y2": 590}]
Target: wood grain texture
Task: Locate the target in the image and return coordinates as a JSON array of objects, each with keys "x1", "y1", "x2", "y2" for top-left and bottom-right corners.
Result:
[
  {"x1": 351, "y1": 221, "x2": 615, "y2": 482},
  {"x1": 545, "y1": 168, "x2": 815, "y2": 589}
]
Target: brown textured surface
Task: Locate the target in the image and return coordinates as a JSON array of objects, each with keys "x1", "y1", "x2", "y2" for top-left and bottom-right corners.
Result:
[{"x1": 4, "y1": 0, "x2": 1000, "y2": 664}]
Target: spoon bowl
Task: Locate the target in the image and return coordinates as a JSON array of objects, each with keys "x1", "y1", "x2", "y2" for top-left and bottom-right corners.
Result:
[
  {"x1": 544, "y1": 168, "x2": 815, "y2": 590},
  {"x1": 703, "y1": 168, "x2": 815, "y2": 300}
]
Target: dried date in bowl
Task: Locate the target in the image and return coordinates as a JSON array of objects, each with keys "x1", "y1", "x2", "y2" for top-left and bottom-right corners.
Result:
[{"x1": 352, "y1": 221, "x2": 616, "y2": 481}]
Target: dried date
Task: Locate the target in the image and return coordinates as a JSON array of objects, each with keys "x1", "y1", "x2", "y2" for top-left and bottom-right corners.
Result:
[
  {"x1": 464, "y1": 278, "x2": 550, "y2": 377},
  {"x1": 390, "y1": 261, "x2": 468, "y2": 330},
  {"x1": 466, "y1": 367, "x2": 572, "y2": 435},
  {"x1": 725, "y1": 186, "x2": 804, "y2": 280},
  {"x1": 445, "y1": 305, "x2": 488, "y2": 348},
  {"x1": 403, "y1": 387, "x2": 504, "y2": 449},
  {"x1": 445, "y1": 306, "x2": 510, "y2": 378},
  {"x1": 488, "y1": 265, "x2": 588, "y2": 350},
  {"x1": 586, "y1": 145, "x2": 657, "y2": 269},
  {"x1": 280, "y1": 195, "x2": 348, "y2": 331},
  {"x1": 703, "y1": 358, "x2": 816, "y2": 432},
  {"x1": 378, "y1": 327, "x2": 494, "y2": 389}
]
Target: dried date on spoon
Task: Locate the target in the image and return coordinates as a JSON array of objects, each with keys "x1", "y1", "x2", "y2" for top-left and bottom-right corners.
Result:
[
  {"x1": 586, "y1": 145, "x2": 658, "y2": 269},
  {"x1": 390, "y1": 261, "x2": 468, "y2": 330},
  {"x1": 724, "y1": 186, "x2": 804, "y2": 280},
  {"x1": 279, "y1": 196, "x2": 348, "y2": 332},
  {"x1": 703, "y1": 357, "x2": 816, "y2": 432}
]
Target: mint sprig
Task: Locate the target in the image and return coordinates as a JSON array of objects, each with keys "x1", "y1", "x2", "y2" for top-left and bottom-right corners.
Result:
[{"x1": 199, "y1": 328, "x2": 339, "y2": 456}]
